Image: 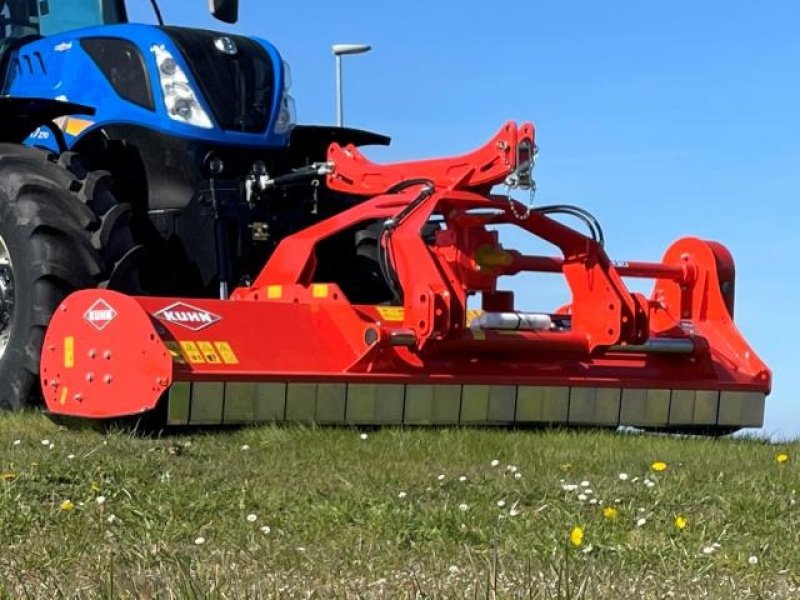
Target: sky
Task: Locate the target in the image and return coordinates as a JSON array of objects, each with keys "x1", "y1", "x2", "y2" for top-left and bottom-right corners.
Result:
[{"x1": 129, "y1": 1, "x2": 800, "y2": 438}]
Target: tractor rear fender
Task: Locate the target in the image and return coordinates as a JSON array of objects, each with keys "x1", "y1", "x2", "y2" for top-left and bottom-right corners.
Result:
[{"x1": 0, "y1": 97, "x2": 95, "y2": 146}]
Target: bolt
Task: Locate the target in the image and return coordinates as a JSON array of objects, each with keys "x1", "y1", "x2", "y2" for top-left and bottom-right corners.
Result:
[
  {"x1": 88, "y1": 349, "x2": 96, "y2": 359},
  {"x1": 50, "y1": 379, "x2": 58, "y2": 388},
  {"x1": 103, "y1": 350, "x2": 112, "y2": 360},
  {"x1": 73, "y1": 393, "x2": 83, "y2": 402},
  {"x1": 85, "y1": 373, "x2": 94, "y2": 383},
  {"x1": 156, "y1": 377, "x2": 168, "y2": 387},
  {"x1": 103, "y1": 374, "x2": 112, "y2": 384}
]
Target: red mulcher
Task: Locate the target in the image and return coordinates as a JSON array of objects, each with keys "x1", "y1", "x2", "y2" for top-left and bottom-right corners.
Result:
[{"x1": 40, "y1": 122, "x2": 770, "y2": 432}]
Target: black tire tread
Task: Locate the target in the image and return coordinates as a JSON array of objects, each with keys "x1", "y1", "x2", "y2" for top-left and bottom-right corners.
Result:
[{"x1": 0, "y1": 145, "x2": 136, "y2": 409}]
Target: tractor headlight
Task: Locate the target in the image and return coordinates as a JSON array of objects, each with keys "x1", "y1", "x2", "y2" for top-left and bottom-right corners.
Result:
[
  {"x1": 273, "y1": 60, "x2": 296, "y2": 135},
  {"x1": 273, "y1": 93, "x2": 296, "y2": 135},
  {"x1": 151, "y1": 44, "x2": 213, "y2": 129}
]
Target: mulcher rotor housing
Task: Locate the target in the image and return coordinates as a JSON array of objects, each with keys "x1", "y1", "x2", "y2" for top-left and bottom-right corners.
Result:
[{"x1": 41, "y1": 122, "x2": 771, "y2": 432}]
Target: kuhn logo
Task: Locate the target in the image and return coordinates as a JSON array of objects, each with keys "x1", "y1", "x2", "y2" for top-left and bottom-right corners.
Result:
[
  {"x1": 153, "y1": 302, "x2": 221, "y2": 331},
  {"x1": 84, "y1": 299, "x2": 117, "y2": 331}
]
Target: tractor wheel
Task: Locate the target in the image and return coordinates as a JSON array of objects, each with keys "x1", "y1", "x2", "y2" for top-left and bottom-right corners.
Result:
[{"x1": 0, "y1": 146, "x2": 139, "y2": 410}]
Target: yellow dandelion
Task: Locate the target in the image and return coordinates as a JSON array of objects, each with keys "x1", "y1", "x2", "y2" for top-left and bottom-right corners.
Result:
[
  {"x1": 561, "y1": 463, "x2": 572, "y2": 472},
  {"x1": 1, "y1": 472, "x2": 16, "y2": 482},
  {"x1": 776, "y1": 453, "x2": 790, "y2": 464},
  {"x1": 674, "y1": 515, "x2": 687, "y2": 530},
  {"x1": 651, "y1": 461, "x2": 668, "y2": 472},
  {"x1": 569, "y1": 526, "x2": 584, "y2": 547},
  {"x1": 89, "y1": 481, "x2": 101, "y2": 493},
  {"x1": 603, "y1": 506, "x2": 618, "y2": 519},
  {"x1": 60, "y1": 500, "x2": 75, "y2": 512}
]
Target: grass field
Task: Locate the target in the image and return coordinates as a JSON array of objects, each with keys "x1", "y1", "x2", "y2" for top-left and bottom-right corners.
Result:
[{"x1": 0, "y1": 413, "x2": 798, "y2": 599}]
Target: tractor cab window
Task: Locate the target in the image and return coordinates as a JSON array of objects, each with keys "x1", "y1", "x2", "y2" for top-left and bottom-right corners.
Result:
[{"x1": 0, "y1": 0, "x2": 126, "y2": 42}]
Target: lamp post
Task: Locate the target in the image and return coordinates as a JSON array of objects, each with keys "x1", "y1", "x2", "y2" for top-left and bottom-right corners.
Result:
[{"x1": 332, "y1": 43, "x2": 371, "y2": 127}]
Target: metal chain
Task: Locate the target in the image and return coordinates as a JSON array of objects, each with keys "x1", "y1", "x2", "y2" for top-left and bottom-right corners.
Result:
[
  {"x1": 506, "y1": 178, "x2": 537, "y2": 220},
  {"x1": 505, "y1": 144, "x2": 539, "y2": 220}
]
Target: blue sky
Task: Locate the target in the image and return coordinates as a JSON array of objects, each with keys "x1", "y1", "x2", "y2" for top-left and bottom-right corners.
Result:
[{"x1": 132, "y1": 1, "x2": 799, "y2": 438}]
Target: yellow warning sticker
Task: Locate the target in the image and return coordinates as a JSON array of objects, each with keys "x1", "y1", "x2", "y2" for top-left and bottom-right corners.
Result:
[
  {"x1": 267, "y1": 285, "x2": 283, "y2": 299},
  {"x1": 215, "y1": 341, "x2": 239, "y2": 365},
  {"x1": 165, "y1": 342, "x2": 186, "y2": 365},
  {"x1": 312, "y1": 284, "x2": 329, "y2": 298},
  {"x1": 376, "y1": 306, "x2": 405, "y2": 322},
  {"x1": 466, "y1": 309, "x2": 483, "y2": 327},
  {"x1": 59, "y1": 387, "x2": 68, "y2": 406},
  {"x1": 179, "y1": 341, "x2": 205, "y2": 364},
  {"x1": 197, "y1": 341, "x2": 222, "y2": 364},
  {"x1": 64, "y1": 336, "x2": 74, "y2": 369}
]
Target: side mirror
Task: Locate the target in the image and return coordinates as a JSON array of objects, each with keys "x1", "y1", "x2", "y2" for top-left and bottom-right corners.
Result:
[{"x1": 208, "y1": 0, "x2": 239, "y2": 24}]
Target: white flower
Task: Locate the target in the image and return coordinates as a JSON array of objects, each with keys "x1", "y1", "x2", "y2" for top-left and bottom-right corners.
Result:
[
  {"x1": 260, "y1": 525, "x2": 271, "y2": 534},
  {"x1": 437, "y1": 474, "x2": 445, "y2": 481},
  {"x1": 509, "y1": 502, "x2": 520, "y2": 517},
  {"x1": 246, "y1": 513, "x2": 257, "y2": 522},
  {"x1": 359, "y1": 433, "x2": 368, "y2": 440},
  {"x1": 582, "y1": 544, "x2": 594, "y2": 554},
  {"x1": 240, "y1": 444, "x2": 250, "y2": 451},
  {"x1": 194, "y1": 537, "x2": 206, "y2": 545},
  {"x1": 562, "y1": 484, "x2": 578, "y2": 492},
  {"x1": 106, "y1": 514, "x2": 117, "y2": 524},
  {"x1": 578, "y1": 494, "x2": 588, "y2": 502},
  {"x1": 96, "y1": 496, "x2": 106, "y2": 505},
  {"x1": 644, "y1": 480, "x2": 656, "y2": 488},
  {"x1": 618, "y1": 473, "x2": 629, "y2": 481},
  {"x1": 458, "y1": 503, "x2": 468, "y2": 512},
  {"x1": 48, "y1": 443, "x2": 54, "y2": 450},
  {"x1": 296, "y1": 546, "x2": 306, "y2": 552},
  {"x1": 702, "y1": 546, "x2": 715, "y2": 555},
  {"x1": 507, "y1": 465, "x2": 518, "y2": 473},
  {"x1": 584, "y1": 489, "x2": 593, "y2": 495},
  {"x1": 490, "y1": 459, "x2": 500, "y2": 467},
  {"x1": 398, "y1": 491, "x2": 407, "y2": 499},
  {"x1": 496, "y1": 499, "x2": 506, "y2": 508},
  {"x1": 748, "y1": 555, "x2": 758, "y2": 565},
  {"x1": 614, "y1": 498, "x2": 622, "y2": 504},
  {"x1": 636, "y1": 518, "x2": 647, "y2": 527},
  {"x1": 67, "y1": 454, "x2": 76, "y2": 460},
  {"x1": 514, "y1": 472, "x2": 522, "y2": 480},
  {"x1": 589, "y1": 498, "x2": 598, "y2": 505},
  {"x1": 12, "y1": 440, "x2": 20, "y2": 446},
  {"x1": 40, "y1": 439, "x2": 50, "y2": 446},
  {"x1": 448, "y1": 565, "x2": 459, "y2": 575},
  {"x1": 580, "y1": 480, "x2": 590, "y2": 488},
  {"x1": 458, "y1": 476, "x2": 467, "y2": 483}
]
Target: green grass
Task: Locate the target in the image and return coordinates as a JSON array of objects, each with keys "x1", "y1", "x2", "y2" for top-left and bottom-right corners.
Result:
[{"x1": 0, "y1": 413, "x2": 798, "y2": 598}]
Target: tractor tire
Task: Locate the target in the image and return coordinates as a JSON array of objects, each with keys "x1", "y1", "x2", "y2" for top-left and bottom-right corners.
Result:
[{"x1": 0, "y1": 145, "x2": 139, "y2": 410}]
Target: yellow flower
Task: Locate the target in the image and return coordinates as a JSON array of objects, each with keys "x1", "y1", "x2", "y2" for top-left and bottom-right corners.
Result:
[
  {"x1": 651, "y1": 461, "x2": 668, "y2": 472},
  {"x1": 60, "y1": 500, "x2": 75, "y2": 512},
  {"x1": 89, "y1": 481, "x2": 101, "y2": 493},
  {"x1": 674, "y1": 515, "x2": 687, "y2": 530},
  {"x1": 569, "y1": 526, "x2": 584, "y2": 547},
  {"x1": 776, "y1": 453, "x2": 790, "y2": 464},
  {"x1": 0, "y1": 472, "x2": 16, "y2": 482},
  {"x1": 560, "y1": 463, "x2": 572, "y2": 472},
  {"x1": 603, "y1": 506, "x2": 618, "y2": 519}
]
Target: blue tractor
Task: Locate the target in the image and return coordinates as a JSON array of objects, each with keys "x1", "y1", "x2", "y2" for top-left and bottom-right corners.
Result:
[{"x1": 0, "y1": 0, "x2": 389, "y2": 409}]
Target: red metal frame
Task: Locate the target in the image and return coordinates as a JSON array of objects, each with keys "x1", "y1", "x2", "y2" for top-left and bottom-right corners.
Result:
[{"x1": 39, "y1": 122, "x2": 771, "y2": 420}]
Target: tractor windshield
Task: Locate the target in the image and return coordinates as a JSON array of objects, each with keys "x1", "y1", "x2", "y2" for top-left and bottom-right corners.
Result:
[{"x1": 0, "y1": 0, "x2": 126, "y2": 41}]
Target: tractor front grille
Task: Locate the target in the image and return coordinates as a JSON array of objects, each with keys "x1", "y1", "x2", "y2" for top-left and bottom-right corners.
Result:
[{"x1": 164, "y1": 27, "x2": 275, "y2": 133}]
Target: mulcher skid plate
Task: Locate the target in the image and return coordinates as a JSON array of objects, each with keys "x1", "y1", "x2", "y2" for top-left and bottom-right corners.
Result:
[{"x1": 40, "y1": 122, "x2": 771, "y2": 431}]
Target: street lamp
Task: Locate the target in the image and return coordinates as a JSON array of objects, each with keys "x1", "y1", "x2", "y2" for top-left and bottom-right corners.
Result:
[{"x1": 332, "y1": 43, "x2": 371, "y2": 127}]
